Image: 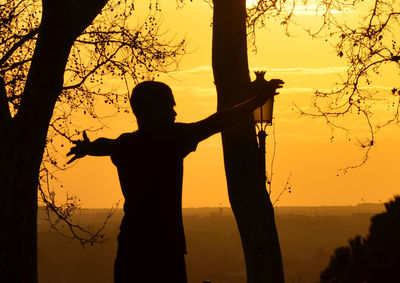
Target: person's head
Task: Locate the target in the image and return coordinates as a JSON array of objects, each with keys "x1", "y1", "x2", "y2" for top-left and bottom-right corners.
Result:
[{"x1": 130, "y1": 81, "x2": 177, "y2": 129}]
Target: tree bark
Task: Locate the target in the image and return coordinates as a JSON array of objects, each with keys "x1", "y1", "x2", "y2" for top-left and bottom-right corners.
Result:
[
  {"x1": 212, "y1": 0, "x2": 284, "y2": 282},
  {"x1": 0, "y1": 1, "x2": 107, "y2": 282},
  {"x1": 0, "y1": 77, "x2": 11, "y2": 121}
]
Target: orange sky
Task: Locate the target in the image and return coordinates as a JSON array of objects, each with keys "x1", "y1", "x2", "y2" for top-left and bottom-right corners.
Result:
[{"x1": 56, "y1": 0, "x2": 400, "y2": 208}]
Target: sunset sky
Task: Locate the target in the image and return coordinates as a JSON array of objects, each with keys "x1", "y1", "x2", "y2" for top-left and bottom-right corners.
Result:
[{"x1": 58, "y1": 0, "x2": 400, "y2": 208}]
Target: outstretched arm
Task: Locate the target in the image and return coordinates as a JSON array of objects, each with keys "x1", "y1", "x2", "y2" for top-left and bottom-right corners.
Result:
[
  {"x1": 191, "y1": 79, "x2": 284, "y2": 142},
  {"x1": 66, "y1": 131, "x2": 115, "y2": 164}
]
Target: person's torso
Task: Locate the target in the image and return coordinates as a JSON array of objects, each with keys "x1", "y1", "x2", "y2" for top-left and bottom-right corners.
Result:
[{"x1": 111, "y1": 124, "x2": 198, "y2": 253}]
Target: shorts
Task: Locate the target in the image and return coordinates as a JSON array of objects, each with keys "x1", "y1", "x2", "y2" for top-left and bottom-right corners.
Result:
[{"x1": 114, "y1": 247, "x2": 187, "y2": 283}]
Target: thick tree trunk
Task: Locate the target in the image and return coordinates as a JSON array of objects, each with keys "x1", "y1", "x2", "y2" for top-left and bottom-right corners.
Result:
[
  {"x1": 0, "y1": 25, "x2": 73, "y2": 283},
  {"x1": 0, "y1": 126, "x2": 42, "y2": 283},
  {"x1": 212, "y1": 0, "x2": 284, "y2": 282},
  {"x1": 0, "y1": 1, "x2": 107, "y2": 281}
]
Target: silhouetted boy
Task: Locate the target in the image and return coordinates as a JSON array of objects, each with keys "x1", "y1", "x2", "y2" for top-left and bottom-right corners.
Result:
[{"x1": 67, "y1": 80, "x2": 283, "y2": 283}]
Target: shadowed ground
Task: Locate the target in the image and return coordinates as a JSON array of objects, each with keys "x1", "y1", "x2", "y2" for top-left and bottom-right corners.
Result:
[{"x1": 38, "y1": 204, "x2": 383, "y2": 283}]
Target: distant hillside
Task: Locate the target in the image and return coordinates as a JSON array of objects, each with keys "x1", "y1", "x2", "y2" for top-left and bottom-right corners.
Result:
[
  {"x1": 37, "y1": 202, "x2": 384, "y2": 220},
  {"x1": 38, "y1": 204, "x2": 384, "y2": 283},
  {"x1": 274, "y1": 203, "x2": 384, "y2": 216}
]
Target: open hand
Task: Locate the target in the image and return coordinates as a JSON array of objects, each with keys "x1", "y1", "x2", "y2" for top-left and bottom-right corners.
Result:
[
  {"x1": 66, "y1": 131, "x2": 91, "y2": 164},
  {"x1": 253, "y1": 77, "x2": 284, "y2": 106},
  {"x1": 267, "y1": 79, "x2": 284, "y2": 95}
]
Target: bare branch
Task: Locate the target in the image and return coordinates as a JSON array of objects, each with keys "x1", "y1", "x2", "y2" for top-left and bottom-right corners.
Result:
[
  {"x1": 272, "y1": 173, "x2": 292, "y2": 206},
  {"x1": 294, "y1": 0, "x2": 400, "y2": 171},
  {"x1": 38, "y1": 177, "x2": 119, "y2": 246},
  {"x1": 63, "y1": 45, "x2": 123, "y2": 90},
  {"x1": 0, "y1": 58, "x2": 32, "y2": 74},
  {"x1": 0, "y1": 28, "x2": 38, "y2": 67}
]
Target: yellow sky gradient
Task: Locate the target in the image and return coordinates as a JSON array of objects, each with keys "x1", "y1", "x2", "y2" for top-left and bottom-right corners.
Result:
[{"x1": 57, "y1": 0, "x2": 400, "y2": 208}]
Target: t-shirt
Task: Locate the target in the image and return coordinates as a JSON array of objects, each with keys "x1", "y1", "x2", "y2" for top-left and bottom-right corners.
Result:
[{"x1": 110, "y1": 123, "x2": 199, "y2": 255}]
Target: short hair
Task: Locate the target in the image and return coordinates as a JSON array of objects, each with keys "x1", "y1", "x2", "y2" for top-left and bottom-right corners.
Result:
[{"x1": 130, "y1": 81, "x2": 174, "y2": 117}]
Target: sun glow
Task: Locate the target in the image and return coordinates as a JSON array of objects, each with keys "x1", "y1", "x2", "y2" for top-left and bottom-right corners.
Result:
[{"x1": 246, "y1": 0, "x2": 258, "y2": 8}]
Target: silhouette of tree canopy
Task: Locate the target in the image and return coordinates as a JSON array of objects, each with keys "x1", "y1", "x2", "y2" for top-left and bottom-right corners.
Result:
[
  {"x1": 0, "y1": 0, "x2": 184, "y2": 245},
  {"x1": 320, "y1": 195, "x2": 400, "y2": 283}
]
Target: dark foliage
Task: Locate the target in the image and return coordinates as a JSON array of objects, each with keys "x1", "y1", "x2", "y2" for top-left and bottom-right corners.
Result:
[{"x1": 320, "y1": 196, "x2": 400, "y2": 283}]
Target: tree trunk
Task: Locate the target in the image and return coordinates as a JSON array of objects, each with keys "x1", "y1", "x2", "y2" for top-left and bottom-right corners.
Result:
[
  {"x1": 0, "y1": 24, "x2": 74, "y2": 283},
  {"x1": 212, "y1": 0, "x2": 284, "y2": 282},
  {"x1": 0, "y1": 1, "x2": 107, "y2": 281}
]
